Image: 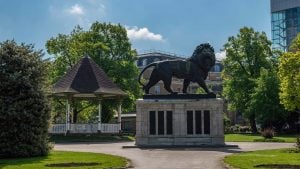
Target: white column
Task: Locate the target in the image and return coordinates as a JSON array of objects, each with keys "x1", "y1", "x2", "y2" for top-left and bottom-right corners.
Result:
[
  {"x1": 118, "y1": 100, "x2": 122, "y2": 131},
  {"x1": 98, "y1": 99, "x2": 102, "y2": 132}
]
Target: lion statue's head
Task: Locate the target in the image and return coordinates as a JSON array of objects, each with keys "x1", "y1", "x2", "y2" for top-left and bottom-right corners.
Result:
[{"x1": 189, "y1": 43, "x2": 215, "y2": 72}]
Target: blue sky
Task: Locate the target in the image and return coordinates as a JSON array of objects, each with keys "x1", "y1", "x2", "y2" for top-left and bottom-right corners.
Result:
[{"x1": 0, "y1": 0, "x2": 271, "y2": 58}]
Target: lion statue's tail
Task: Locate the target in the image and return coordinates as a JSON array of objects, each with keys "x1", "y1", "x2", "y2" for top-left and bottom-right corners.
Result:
[{"x1": 138, "y1": 63, "x2": 157, "y2": 87}]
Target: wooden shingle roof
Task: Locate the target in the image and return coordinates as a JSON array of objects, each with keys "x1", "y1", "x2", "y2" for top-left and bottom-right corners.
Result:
[{"x1": 52, "y1": 56, "x2": 126, "y2": 98}]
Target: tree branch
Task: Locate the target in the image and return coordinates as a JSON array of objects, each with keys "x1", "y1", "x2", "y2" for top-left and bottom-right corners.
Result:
[
  {"x1": 77, "y1": 103, "x2": 94, "y2": 113},
  {"x1": 233, "y1": 42, "x2": 251, "y2": 77}
]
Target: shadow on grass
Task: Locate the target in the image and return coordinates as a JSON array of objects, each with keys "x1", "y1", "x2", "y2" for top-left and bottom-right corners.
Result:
[
  {"x1": 50, "y1": 135, "x2": 135, "y2": 144},
  {"x1": 0, "y1": 152, "x2": 127, "y2": 169},
  {"x1": 253, "y1": 138, "x2": 285, "y2": 142},
  {"x1": 0, "y1": 155, "x2": 47, "y2": 168},
  {"x1": 225, "y1": 133, "x2": 298, "y2": 143},
  {"x1": 255, "y1": 164, "x2": 300, "y2": 168},
  {"x1": 46, "y1": 162, "x2": 100, "y2": 167}
]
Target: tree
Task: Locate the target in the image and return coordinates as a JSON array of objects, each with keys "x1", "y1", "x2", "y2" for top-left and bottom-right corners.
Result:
[
  {"x1": 278, "y1": 35, "x2": 300, "y2": 111},
  {"x1": 46, "y1": 22, "x2": 141, "y2": 123},
  {"x1": 288, "y1": 33, "x2": 300, "y2": 52},
  {"x1": 222, "y1": 27, "x2": 272, "y2": 132},
  {"x1": 249, "y1": 68, "x2": 287, "y2": 130},
  {"x1": 0, "y1": 40, "x2": 51, "y2": 157}
]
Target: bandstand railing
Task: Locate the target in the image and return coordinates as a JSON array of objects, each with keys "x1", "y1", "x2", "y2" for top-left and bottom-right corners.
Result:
[{"x1": 48, "y1": 123, "x2": 121, "y2": 134}]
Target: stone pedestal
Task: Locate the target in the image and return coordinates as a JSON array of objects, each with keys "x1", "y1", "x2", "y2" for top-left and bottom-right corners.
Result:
[{"x1": 135, "y1": 98, "x2": 224, "y2": 146}]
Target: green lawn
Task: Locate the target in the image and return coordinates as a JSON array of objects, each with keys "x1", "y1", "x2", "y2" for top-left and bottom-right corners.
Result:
[
  {"x1": 224, "y1": 148, "x2": 300, "y2": 169},
  {"x1": 50, "y1": 135, "x2": 135, "y2": 143},
  {"x1": 0, "y1": 151, "x2": 128, "y2": 169},
  {"x1": 225, "y1": 133, "x2": 298, "y2": 143}
]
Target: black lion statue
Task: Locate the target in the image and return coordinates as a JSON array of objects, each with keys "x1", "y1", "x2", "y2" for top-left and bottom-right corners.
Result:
[{"x1": 138, "y1": 43, "x2": 216, "y2": 94}]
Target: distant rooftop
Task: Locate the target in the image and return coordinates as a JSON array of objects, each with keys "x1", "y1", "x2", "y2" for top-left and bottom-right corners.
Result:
[
  {"x1": 138, "y1": 49, "x2": 187, "y2": 59},
  {"x1": 137, "y1": 50, "x2": 223, "y2": 63},
  {"x1": 271, "y1": 0, "x2": 300, "y2": 12}
]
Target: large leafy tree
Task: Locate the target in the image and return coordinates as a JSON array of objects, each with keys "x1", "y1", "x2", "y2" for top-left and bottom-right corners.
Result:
[
  {"x1": 222, "y1": 27, "x2": 272, "y2": 132},
  {"x1": 249, "y1": 68, "x2": 287, "y2": 130},
  {"x1": 278, "y1": 34, "x2": 300, "y2": 111},
  {"x1": 46, "y1": 22, "x2": 141, "y2": 123},
  {"x1": 0, "y1": 40, "x2": 51, "y2": 157}
]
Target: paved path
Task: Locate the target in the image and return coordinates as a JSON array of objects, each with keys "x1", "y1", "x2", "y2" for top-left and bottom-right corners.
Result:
[{"x1": 54, "y1": 142, "x2": 293, "y2": 169}]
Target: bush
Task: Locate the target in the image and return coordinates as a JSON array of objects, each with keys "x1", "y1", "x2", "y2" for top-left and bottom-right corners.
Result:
[
  {"x1": 296, "y1": 136, "x2": 300, "y2": 149},
  {"x1": 226, "y1": 124, "x2": 252, "y2": 134},
  {"x1": 224, "y1": 113, "x2": 231, "y2": 132},
  {"x1": 0, "y1": 40, "x2": 51, "y2": 158},
  {"x1": 261, "y1": 128, "x2": 274, "y2": 139}
]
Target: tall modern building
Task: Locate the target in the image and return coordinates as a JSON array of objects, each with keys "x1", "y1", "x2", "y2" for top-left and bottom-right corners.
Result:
[{"x1": 271, "y1": 0, "x2": 300, "y2": 51}]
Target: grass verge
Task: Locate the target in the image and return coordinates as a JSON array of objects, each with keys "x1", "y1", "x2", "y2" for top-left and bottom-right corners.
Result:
[
  {"x1": 50, "y1": 134, "x2": 135, "y2": 143},
  {"x1": 0, "y1": 151, "x2": 128, "y2": 169},
  {"x1": 225, "y1": 133, "x2": 297, "y2": 143},
  {"x1": 224, "y1": 148, "x2": 300, "y2": 169}
]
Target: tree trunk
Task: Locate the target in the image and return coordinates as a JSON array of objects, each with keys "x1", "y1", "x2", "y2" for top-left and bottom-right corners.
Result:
[
  {"x1": 73, "y1": 108, "x2": 79, "y2": 123},
  {"x1": 72, "y1": 100, "x2": 79, "y2": 123},
  {"x1": 249, "y1": 116, "x2": 258, "y2": 133}
]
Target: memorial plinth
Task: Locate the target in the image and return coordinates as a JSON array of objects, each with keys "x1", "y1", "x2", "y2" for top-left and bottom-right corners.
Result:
[{"x1": 135, "y1": 95, "x2": 224, "y2": 146}]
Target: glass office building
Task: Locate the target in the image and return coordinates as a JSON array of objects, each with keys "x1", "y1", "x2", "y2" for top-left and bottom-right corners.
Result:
[{"x1": 271, "y1": 0, "x2": 300, "y2": 51}]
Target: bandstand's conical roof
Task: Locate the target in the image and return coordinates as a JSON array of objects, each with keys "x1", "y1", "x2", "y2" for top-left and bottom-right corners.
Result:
[{"x1": 52, "y1": 56, "x2": 126, "y2": 98}]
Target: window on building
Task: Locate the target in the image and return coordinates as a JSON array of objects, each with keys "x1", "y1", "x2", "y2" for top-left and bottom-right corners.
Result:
[
  {"x1": 149, "y1": 111, "x2": 156, "y2": 135},
  {"x1": 166, "y1": 111, "x2": 173, "y2": 135},
  {"x1": 158, "y1": 111, "x2": 164, "y2": 135},
  {"x1": 214, "y1": 65, "x2": 221, "y2": 72},
  {"x1": 195, "y1": 110, "x2": 202, "y2": 134},
  {"x1": 154, "y1": 85, "x2": 160, "y2": 94},
  {"x1": 271, "y1": 7, "x2": 300, "y2": 51},
  {"x1": 142, "y1": 59, "x2": 147, "y2": 66},
  {"x1": 149, "y1": 111, "x2": 173, "y2": 135},
  {"x1": 204, "y1": 110, "x2": 210, "y2": 134},
  {"x1": 186, "y1": 110, "x2": 210, "y2": 135},
  {"x1": 187, "y1": 111, "x2": 193, "y2": 135}
]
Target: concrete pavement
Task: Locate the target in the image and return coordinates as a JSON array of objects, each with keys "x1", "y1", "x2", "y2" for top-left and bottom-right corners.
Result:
[{"x1": 54, "y1": 142, "x2": 294, "y2": 169}]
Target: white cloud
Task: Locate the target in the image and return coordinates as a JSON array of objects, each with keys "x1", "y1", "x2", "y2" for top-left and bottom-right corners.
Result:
[
  {"x1": 67, "y1": 4, "x2": 84, "y2": 15},
  {"x1": 126, "y1": 27, "x2": 164, "y2": 42},
  {"x1": 215, "y1": 51, "x2": 226, "y2": 61},
  {"x1": 48, "y1": 1, "x2": 106, "y2": 31}
]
